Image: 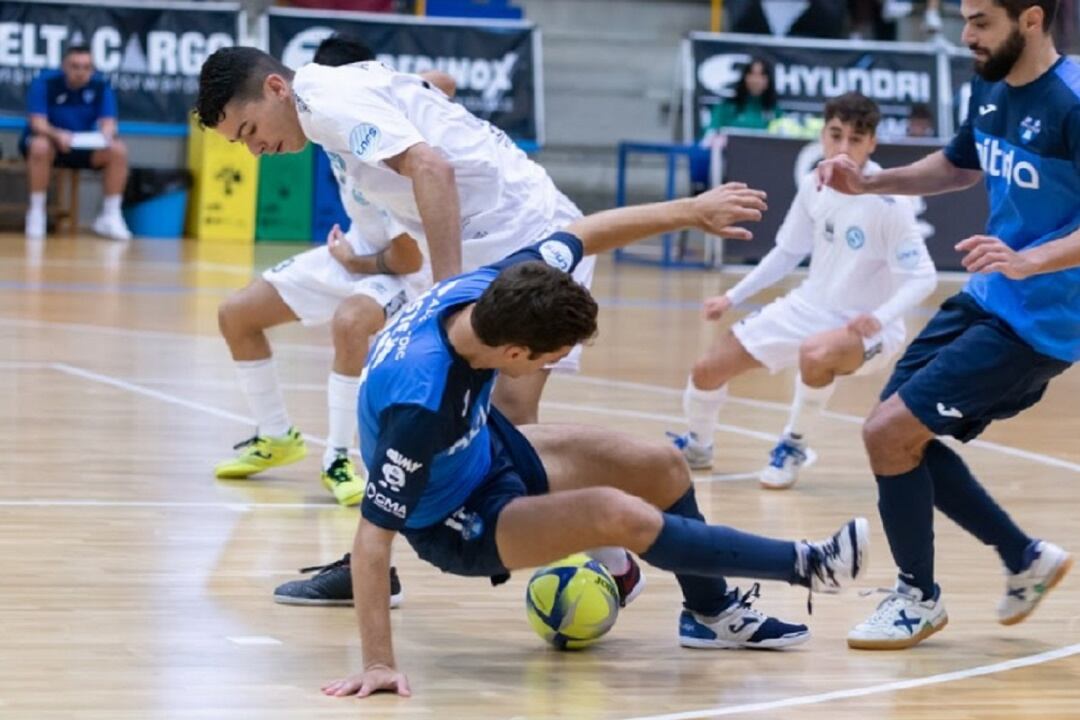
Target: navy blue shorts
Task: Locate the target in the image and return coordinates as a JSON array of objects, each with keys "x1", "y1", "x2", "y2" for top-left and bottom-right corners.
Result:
[
  {"x1": 403, "y1": 407, "x2": 548, "y2": 580},
  {"x1": 881, "y1": 292, "x2": 1071, "y2": 442},
  {"x1": 20, "y1": 133, "x2": 96, "y2": 169}
]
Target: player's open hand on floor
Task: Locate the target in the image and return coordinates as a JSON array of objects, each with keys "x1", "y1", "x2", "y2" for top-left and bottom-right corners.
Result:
[
  {"x1": 322, "y1": 665, "x2": 412, "y2": 699},
  {"x1": 956, "y1": 235, "x2": 1036, "y2": 280},
  {"x1": 702, "y1": 294, "x2": 733, "y2": 321},
  {"x1": 693, "y1": 182, "x2": 767, "y2": 240},
  {"x1": 816, "y1": 153, "x2": 866, "y2": 194}
]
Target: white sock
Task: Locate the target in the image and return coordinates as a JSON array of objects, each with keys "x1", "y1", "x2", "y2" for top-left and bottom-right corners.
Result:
[
  {"x1": 683, "y1": 378, "x2": 728, "y2": 446},
  {"x1": 29, "y1": 192, "x2": 45, "y2": 215},
  {"x1": 102, "y1": 194, "x2": 122, "y2": 216},
  {"x1": 587, "y1": 547, "x2": 630, "y2": 576},
  {"x1": 324, "y1": 372, "x2": 361, "y2": 469},
  {"x1": 783, "y1": 374, "x2": 835, "y2": 439},
  {"x1": 235, "y1": 359, "x2": 291, "y2": 437}
]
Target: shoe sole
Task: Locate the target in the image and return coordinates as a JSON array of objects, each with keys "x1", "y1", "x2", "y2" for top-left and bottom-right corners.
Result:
[
  {"x1": 215, "y1": 448, "x2": 308, "y2": 480},
  {"x1": 999, "y1": 553, "x2": 1073, "y2": 626},
  {"x1": 273, "y1": 592, "x2": 403, "y2": 609},
  {"x1": 321, "y1": 476, "x2": 365, "y2": 506},
  {"x1": 847, "y1": 614, "x2": 949, "y2": 650},
  {"x1": 681, "y1": 631, "x2": 811, "y2": 650},
  {"x1": 621, "y1": 572, "x2": 647, "y2": 607},
  {"x1": 852, "y1": 517, "x2": 870, "y2": 581},
  {"x1": 759, "y1": 471, "x2": 797, "y2": 490}
]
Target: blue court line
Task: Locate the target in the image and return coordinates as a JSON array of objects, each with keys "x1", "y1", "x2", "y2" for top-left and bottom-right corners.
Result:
[{"x1": 0, "y1": 278, "x2": 940, "y2": 316}]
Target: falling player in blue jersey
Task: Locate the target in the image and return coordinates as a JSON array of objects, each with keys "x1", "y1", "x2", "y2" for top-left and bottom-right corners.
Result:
[
  {"x1": 818, "y1": 0, "x2": 1076, "y2": 650},
  {"x1": 322, "y1": 185, "x2": 871, "y2": 699}
]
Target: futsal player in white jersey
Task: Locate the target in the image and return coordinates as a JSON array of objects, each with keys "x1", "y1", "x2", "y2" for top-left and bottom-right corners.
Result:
[
  {"x1": 197, "y1": 45, "x2": 593, "y2": 424},
  {"x1": 673, "y1": 93, "x2": 937, "y2": 489},
  {"x1": 203, "y1": 39, "x2": 459, "y2": 508}
]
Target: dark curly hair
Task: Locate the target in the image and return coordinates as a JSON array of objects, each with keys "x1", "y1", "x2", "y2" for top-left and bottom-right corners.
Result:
[
  {"x1": 196, "y1": 47, "x2": 293, "y2": 128},
  {"x1": 824, "y1": 92, "x2": 881, "y2": 135},
  {"x1": 471, "y1": 262, "x2": 598, "y2": 356},
  {"x1": 313, "y1": 35, "x2": 376, "y2": 66}
]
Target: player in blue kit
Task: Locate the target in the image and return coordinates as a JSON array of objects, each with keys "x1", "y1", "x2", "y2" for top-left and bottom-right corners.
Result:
[
  {"x1": 320, "y1": 184, "x2": 871, "y2": 699},
  {"x1": 818, "y1": 0, "x2": 1076, "y2": 649}
]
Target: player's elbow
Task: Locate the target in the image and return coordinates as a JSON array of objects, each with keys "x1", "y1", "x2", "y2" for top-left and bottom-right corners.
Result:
[
  {"x1": 402, "y1": 144, "x2": 455, "y2": 185},
  {"x1": 389, "y1": 235, "x2": 424, "y2": 275}
]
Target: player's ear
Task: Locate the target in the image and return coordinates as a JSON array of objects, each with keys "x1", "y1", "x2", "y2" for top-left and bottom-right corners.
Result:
[{"x1": 266, "y1": 73, "x2": 289, "y2": 99}]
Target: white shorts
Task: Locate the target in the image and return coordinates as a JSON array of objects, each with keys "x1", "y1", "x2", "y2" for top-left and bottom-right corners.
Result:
[
  {"x1": 732, "y1": 292, "x2": 905, "y2": 375},
  {"x1": 263, "y1": 246, "x2": 427, "y2": 327}
]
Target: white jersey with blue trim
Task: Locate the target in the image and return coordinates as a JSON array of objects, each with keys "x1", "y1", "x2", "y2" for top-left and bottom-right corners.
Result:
[
  {"x1": 945, "y1": 57, "x2": 1080, "y2": 361},
  {"x1": 358, "y1": 232, "x2": 585, "y2": 532},
  {"x1": 294, "y1": 61, "x2": 574, "y2": 270},
  {"x1": 778, "y1": 164, "x2": 933, "y2": 313}
]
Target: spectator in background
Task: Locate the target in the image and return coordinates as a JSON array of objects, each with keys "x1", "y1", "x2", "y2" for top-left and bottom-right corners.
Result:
[
  {"x1": 707, "y1": 57, "x2": 778, "y2": 134},
  {"x1": 907, "y1": 103, "x2": 936, "y2": 138},
  {"x1": 22, "y1": 45, "x2": 131, "y2": 241},
  {"x1": 692, "y1": 57, "x2": 778, "y2": 194}
]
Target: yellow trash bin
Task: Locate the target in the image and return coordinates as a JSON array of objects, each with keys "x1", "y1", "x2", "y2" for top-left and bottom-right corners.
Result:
[{"x1": 186, "y1": 113, "x2": 259, "y2": 243}]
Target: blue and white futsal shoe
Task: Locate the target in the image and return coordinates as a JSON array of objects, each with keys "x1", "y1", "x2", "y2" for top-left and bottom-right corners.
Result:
[
  {"x1": 998, "y1": 540, "x2": 1072, "y2": 626},
  {"x1": 760, "y1": 432, "x2": 809, "y2": 490},
  {"x1": 679, "y1": 583, "x2": 810, "y2": 649},
  {"x1": 668, "y1": 432, "x2": 714, "y2": 471}
]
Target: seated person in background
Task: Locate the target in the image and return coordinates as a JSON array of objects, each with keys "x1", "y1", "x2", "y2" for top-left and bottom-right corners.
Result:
[{"x1": 22, "y1": 45, "x2": 131, "y2": 241}]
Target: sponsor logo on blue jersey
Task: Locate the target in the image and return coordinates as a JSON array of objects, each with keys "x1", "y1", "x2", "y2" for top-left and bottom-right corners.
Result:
[
  {"x1": 1019, "y1": 116, "x2": 1042, "y2": 144},
  {"x1": 976, "y1": 136, "x2": 1041, "y2": 190}
]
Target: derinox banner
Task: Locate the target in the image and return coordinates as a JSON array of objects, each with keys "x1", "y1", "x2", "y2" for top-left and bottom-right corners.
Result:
[
  {"x1": 688, "y1": 32, "x2": 941, "y2": 141},
  {"x1": 267, "y1": 8, "x2": 541, "y2": 145},
  {"x1": 0, "y1": 0, "x2": 240, "y2": 125}
]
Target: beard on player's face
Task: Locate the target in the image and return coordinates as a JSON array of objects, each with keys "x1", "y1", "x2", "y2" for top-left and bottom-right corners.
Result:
[{"x1": 971, "y1": 26, "x2": 1026, "y2": 82}]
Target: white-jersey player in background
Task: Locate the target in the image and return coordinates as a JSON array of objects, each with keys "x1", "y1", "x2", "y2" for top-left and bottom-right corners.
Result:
[{"x1": 672, "y1": 92, "x2": 937, "y2": 489}]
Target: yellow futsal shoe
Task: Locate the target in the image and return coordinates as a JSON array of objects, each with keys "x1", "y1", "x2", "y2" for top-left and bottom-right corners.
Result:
[
  {"x1": 321, "y1": 453, "x2": 366, "y2": 507},
  {"x1": 214, "y1": 428, "x2": 307, "y2": 479}
]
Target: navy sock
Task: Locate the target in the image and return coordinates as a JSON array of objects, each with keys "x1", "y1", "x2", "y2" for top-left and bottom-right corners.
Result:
[
  {"x1": 924, "y1": 440, "x2": 1032, "y2": 573},
  {"x1": 663, "y1": 487, "x2": 730, "y2": 615},
  {"x1": 876, "y1": 460, "x2": 935, "y2": 598},
  {"x1": 642, "y1": 487, "x2": 799, "y2": 600}
]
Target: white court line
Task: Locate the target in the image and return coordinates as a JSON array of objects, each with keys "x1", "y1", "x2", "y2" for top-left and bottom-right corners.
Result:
[
  {"x1": 623, "y1": 643, "x2": 1080, "y2": 720},
  {"x1": 0, "y1": 499, "x2": 331, "y2": 510},
  {"x1": 10, "y1": 341, "x2": 1080, "y2": 715},
  {"x1": 50, "y1": 363, "x2": 344, "y2": 456}
]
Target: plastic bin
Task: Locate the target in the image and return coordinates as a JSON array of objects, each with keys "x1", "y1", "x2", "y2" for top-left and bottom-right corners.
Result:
[{"x1": 122, "y1": 168, "x2": 192, "y2": 239}]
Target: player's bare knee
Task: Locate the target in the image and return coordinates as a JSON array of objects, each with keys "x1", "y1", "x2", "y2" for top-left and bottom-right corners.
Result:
[
  {"x1": 217, "y1": 294, "x2": 251, "y2": 340},
  {"x1": 332, "y1": 298, "x2": 383, "y2": 341},
  {"x1": 593, "y1": 489, "x2": 660, "y2": 550},
  {"x1": 108, "y1": 139, "x2": 128, "y2": 164},
  {"x1": 691, "y1": 357, "x2": 726, "y2": 390},
  {"x1": 658, "y1": 443, "x2": 693, "y2": 494},
  {"x1": 862, "y1": 409, "x2": 914, "y2": 470},
  {"x1": 27, "y1": 136, "x2": 53, "y2": 160}
]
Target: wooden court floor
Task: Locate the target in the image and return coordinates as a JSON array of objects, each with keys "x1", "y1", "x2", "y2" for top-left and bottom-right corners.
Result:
[{"x1": 2, "y1": 234, "x2": 1079, "y2": 719}]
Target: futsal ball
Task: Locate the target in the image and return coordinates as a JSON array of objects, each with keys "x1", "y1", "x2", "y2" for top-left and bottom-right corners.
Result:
[{"x1": 525, "y1": 553, "x2": 620, "y2": 650}]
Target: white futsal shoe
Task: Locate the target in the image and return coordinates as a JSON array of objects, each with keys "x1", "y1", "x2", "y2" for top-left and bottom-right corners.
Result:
[
  {"x1": 998, "y1": 540, "x2": 1072, "y2": 626},
  {"x1": 669, "y1": 432, "x2": 714, "y2": 471},
  {"x1": 760, "y1": 432, "x2": 809, "y2": 490},
  {"x1": 847, "y1": 580, "x2": 948, "y2": 650}
]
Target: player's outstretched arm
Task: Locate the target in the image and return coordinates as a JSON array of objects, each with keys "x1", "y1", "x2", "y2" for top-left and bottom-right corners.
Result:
[
  {"x1": 818, "y1": 151, "x2": 982, "y2": 197},
  {"x1": 322, "y1": 519, "x2": 410, "y2": 699},
  {"x1": 567, "y1": 182, "x2": 766, "y2": 258}
]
